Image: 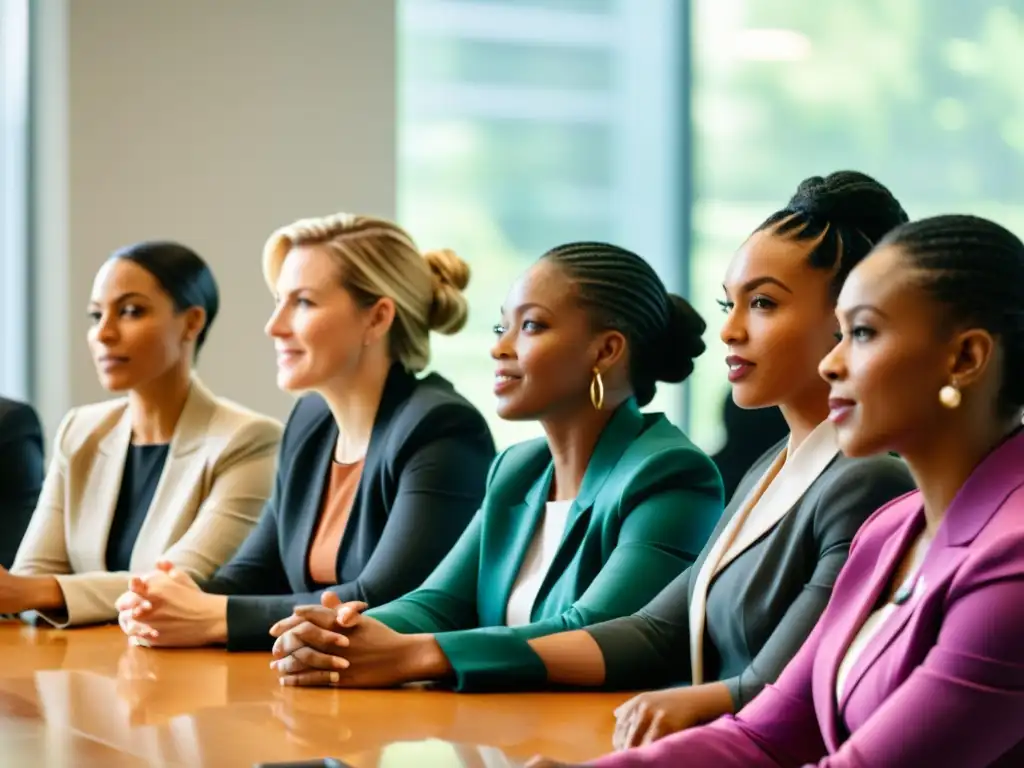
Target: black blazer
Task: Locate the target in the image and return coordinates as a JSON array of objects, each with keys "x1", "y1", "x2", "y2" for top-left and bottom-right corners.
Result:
[
  {"x1": 0, "y1": 398, "x2": 45, "y2": 568},
  {"x1": 203, "y1": 365, "x2": 496, "y2": 651}
]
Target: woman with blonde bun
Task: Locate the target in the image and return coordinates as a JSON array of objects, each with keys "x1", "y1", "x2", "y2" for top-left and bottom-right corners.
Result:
[{"x1": 115, "y1": 214, "x2": 496, "y2": 651}]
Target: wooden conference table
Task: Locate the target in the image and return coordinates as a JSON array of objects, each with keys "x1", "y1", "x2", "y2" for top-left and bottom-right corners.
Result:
[{"x1": 0, "y1": 623, "x2": 627, "y2": 767}]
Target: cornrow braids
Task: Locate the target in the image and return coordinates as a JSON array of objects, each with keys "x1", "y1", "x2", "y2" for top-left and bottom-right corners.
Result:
[
  {"x1": 756, "y1": 171, "x2": 909, "y2": 298},
  {"x1": 882, "y1": 214, "x2": 1024, "y2": 413},
  {"x1": 543, "y1": 242, "x2": 706, "y2": 407}
]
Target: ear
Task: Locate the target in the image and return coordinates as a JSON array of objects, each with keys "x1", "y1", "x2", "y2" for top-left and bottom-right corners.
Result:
[
  {"x1": 948, "y1": 327, "x2": 995, "y2": 389},
  {"x1": 181, "y1": 306, "x2": 207, "y2": 344},
  {"x1": 593, "y1": 329, "x2": 627, "y2": 373},
  {"x1": 364, "y1": 297, "x2": 396, "y2": 346}
]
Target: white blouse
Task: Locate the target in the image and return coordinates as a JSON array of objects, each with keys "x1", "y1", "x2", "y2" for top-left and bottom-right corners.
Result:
[
  {"x1": 836, "y1": 532, "x2": 932, "y2": 701},
  {"x1": 505, "y1": 499, "x2": 574, "y2": 627}
]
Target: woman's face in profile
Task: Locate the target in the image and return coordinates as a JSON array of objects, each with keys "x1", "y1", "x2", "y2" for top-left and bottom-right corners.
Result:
[
  {"x1": 266, "y1": 245, "x2": 377, "y2": 393},
  {"x1": 820, "y1": 244, "x2": 957, "y2": 458},
  {"x1": 719, "y1": 227, "x2": 839, "y2": 412},
  {"x1": 491, "y1": 259, "x2": 607, "y2": 421},
  {"x1": 87, "y1": 259, "x2": 196, "y2": 393}
]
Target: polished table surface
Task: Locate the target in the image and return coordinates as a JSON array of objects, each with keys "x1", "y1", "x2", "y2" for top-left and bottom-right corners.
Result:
[{"x1": 0, "y1": 623, "x2": 628, "y2": 767}]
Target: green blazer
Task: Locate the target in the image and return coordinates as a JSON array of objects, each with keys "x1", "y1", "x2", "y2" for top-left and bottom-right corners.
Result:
[{"x1": 366, "y1": 399, "x2": 724, "y2": 691}]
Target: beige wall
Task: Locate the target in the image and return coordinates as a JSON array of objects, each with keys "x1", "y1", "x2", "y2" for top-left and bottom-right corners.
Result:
[{"x1": 31, "y1": 0, "x2": 396, "y2": 438}]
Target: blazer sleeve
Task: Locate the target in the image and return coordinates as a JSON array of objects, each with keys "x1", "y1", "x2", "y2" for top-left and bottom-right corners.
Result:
[
  {"x1": 586, "y1": 563, "x2": 696, "y2": 691},
  {"x1": 366, "y1": 511, "x2": 485, "y2": 634},
  {"x1": 431, "y1": 447, "x2": 723, "y2": 692},
  {"x1": 591, "y1": 620, "x2": 827, "y2": 767},
  {"x1": 37, "y1": 418, "x2": 281, "y2": 628},
  {"x1": 595, "y1": 534, "x2": 1024, "y2": 768},
  {"x1": 10, "y1": 410, "x2": 77, "y2": 579},
  {"x1": 720, "y1": 458, "x2": 913, "y2": 708},
  {"x1": 221, "y1": 404, "x2": 493, "y2": 651},
  {"x1": 0, "y1": 403, "x2": 45, "y2": 568}
]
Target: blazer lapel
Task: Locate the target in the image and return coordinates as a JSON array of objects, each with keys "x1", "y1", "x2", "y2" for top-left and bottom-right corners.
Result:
[
  {"x1": 128, "y1": 379, "x2": 217, "y2": 566},
  {"x1": 491, "y1": 465, "x2": 552, "y2": 624},
  {"x1": 816, "y1": 507, "x2": 921, "y2": 749},
  {"x1": 296, "y1": 418, "x2": 338, "y2": 589},
  {"x1": 826, "y1": 429, "x2": 1024, "y2": 742},
  {"x1": 716, "y1": 422, "x2": 839, "y2": 574},
  {"x1": 528, "y1": 400, "x2": 647, "y2": 609},
  {"x1": 82, "y1": 406, "x2": 133, "y2": 569},
  {"x1": 688, "y1": 422, "x2": 838, "y2": 684},
  {"x1": 330, "y1": 364, "x2": 417, "y2": 582}
]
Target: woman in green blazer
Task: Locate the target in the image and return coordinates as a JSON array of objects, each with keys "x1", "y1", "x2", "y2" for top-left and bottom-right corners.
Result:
[{"x1": 265, "y1": 242, "x2": 725, "y2": 691}]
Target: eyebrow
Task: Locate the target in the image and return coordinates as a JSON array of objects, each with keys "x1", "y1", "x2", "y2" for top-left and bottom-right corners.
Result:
[
  {"x1": 722, "y1": 276, "x2": 793, "y2": 295},
  {"x1": 88, "y1": 291, "x2": 149, "y2": 306},
  {"x1": 840, "y1": 303, "x2": 890, "y2": 321},
  {"x1": 500, "y1": 301, "x2": 552, "y2": 315}
]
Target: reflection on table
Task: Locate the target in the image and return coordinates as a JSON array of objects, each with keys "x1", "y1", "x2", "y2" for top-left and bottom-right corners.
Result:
[{"x1": 0, "y1": 624, "x2": 625, "y2": 766}]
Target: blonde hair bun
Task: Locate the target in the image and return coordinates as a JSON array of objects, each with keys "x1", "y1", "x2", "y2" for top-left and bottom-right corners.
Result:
[{"x1": 424, "y1": 248, "x2": 470, "y2": 334}]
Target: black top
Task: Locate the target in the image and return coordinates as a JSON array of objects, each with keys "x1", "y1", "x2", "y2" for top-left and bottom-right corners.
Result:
[
  {"x1": 105, "y1": 444, "x2": 170, "y2": 572},
  {"x1": 587, "y1": 440, "x2": 914, "y2": 708},
  {"x1": 0, "y1": 398, "x2": 45, "y2": 568},
  {"x1": 203, "y1": 364, "x2": 496, "y2": 651}
]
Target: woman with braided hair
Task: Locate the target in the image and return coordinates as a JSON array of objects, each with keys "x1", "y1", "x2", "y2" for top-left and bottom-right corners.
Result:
[
  {"x1": 264, "y1": 240, "x2": 726, "y2": 690},
  {"x1": 537, "y1": 214, "x2": 1024, "y2": 767},
  {"x1": 114, "y1": 213, "x2": 495, "y2": 651}
]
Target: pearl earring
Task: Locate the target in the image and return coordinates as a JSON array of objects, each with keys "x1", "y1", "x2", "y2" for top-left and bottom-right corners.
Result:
[{"x1": 939, "y1": 384, "x2": 961, "y2": 409}]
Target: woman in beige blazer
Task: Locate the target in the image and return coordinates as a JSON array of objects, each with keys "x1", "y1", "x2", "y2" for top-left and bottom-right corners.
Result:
[{"x1": 0, "y1": 241, "x2": 282, "y2": 627}]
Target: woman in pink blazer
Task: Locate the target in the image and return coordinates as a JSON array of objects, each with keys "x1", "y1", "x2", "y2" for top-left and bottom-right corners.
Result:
[{"x1": 531, "y1": 214, "x2": 1024, "y2": 768}]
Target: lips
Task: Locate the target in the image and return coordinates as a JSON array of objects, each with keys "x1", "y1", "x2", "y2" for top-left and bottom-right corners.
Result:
[
  {"x1": 725, "y1": 355, "x2": 755, "y2": 383},
  {"x1": 828, "y1": 397, "x2": 856, "y2": 425},
  {"x1": 275, "y1": 349, "x2": 303, "y2": 366},
  {"x1": 493, "y1": 370, "x2": 521, "y2": 395},
  {"x1": 97, "y1": 355, "x2": 129, "y2": 370}
]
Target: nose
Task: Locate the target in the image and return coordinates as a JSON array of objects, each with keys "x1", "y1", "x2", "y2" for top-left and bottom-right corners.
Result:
[
  {"x1": 92, "y1": 313, "x2": 118, "y2": 345},
  {"x1": 490, "y1": 327, "x2": 513, "y2": 361},
  {"x1": 719, "y1": 305, "x2": 746, "y2": 346},
  {"x1": 265, "y1": 302, "x2": 289, "y2": 339},
  {"x1": 819, "y1": 338, "x2": 846, "y2": 383}
]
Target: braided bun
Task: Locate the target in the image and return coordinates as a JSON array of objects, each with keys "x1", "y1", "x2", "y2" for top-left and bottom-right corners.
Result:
[{"x1": 654, "y1": 294, "x2": 707, "y2": 383}]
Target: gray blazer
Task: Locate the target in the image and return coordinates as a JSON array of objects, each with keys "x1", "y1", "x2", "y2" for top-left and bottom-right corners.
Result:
[{"x1": 587, "y1": 439, "x2": 914, "y2": 708}]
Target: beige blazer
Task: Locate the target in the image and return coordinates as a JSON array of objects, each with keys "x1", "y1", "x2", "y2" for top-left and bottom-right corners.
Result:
[{"x1": 10, "y1": 378, "x2": 282, "y2": 627}]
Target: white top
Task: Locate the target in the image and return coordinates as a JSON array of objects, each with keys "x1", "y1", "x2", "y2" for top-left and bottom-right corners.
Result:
[
  {"x1": 505, "y1": 499, "x2": 574, "y2": 627},
  {"x1": 835, "y1": 532, "x2": 932, "y2": 701}
]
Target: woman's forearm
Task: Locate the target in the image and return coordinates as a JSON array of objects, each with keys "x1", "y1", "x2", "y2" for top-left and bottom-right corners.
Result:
[
  {"x1": 21, "y1": 575, "x2": 65, "y2": 611},
  {"x1": 529, "y1": 630, "x2": 607, "y2": 687},
  {"x1": 403, "y1": 634, "x2": 454, "y2": 681}
]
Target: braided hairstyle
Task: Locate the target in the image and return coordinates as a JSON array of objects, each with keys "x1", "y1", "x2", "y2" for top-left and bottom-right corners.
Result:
[
  {"x1": 757, "y1": 171, "x2": 910, "y2": 297},
  {"x1": 542, "y1": 242, "x2": 706, "y2": 407},
  {"x1": 881, "y1": 214, "x2": 1024, "y2": 415}
]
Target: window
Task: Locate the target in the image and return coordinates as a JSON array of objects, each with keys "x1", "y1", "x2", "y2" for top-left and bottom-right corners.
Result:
[
  {"x1": 689, "y1": 0, "x2": 1024, "y2": 448},
  {"x1": 0, "y1": 0, "x2": 30, "y2": 400},
  {"x1": 399, "y1": 0, "x2": 687, "y2": 449},
  {"x1": 401, "y1": 0, "x2": 1024, "y2": 453}
]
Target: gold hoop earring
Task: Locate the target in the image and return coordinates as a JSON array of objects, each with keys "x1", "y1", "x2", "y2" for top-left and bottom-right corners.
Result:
[
  {"x1": 939, "y1": 383, "x2": 961, "y2": 409},
  {"x1": 590, "y1": 368, "x2": 605, "y2": 411}
]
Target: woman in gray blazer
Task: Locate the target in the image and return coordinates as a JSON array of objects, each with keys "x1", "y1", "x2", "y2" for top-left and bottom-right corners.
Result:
[{"x1": 591, "y1": 172, "x2": 917, "y2": 747}]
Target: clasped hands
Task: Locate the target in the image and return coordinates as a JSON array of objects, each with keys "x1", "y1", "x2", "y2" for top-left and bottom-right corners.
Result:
[
  {"x1": 115, "y1": 560, "x2": 227, "y2": 647},
  {"x1": 268, "y1": 593, "x2": 431, "y2": 688}
]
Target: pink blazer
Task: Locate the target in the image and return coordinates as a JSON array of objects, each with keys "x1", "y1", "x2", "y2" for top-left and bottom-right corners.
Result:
[{"x1": 594, "y1": 430, "x2": 1024, "y2": 767}]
